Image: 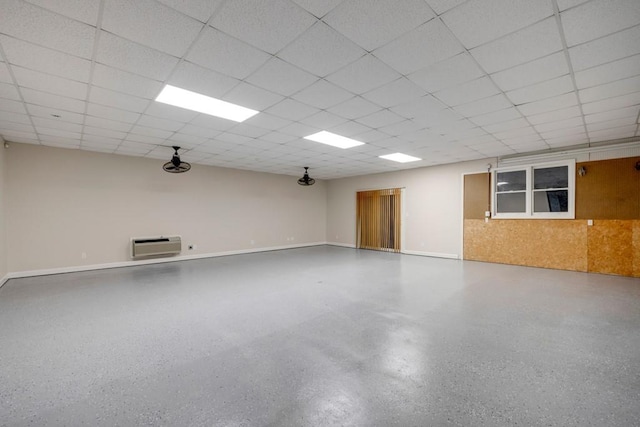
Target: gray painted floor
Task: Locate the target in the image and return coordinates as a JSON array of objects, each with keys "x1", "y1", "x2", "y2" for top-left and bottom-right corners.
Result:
[{"x1": 1, "y1": 246, "x2": 639, "y2": 426}]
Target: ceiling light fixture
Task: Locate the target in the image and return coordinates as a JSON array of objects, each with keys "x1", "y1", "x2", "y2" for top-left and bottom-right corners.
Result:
[
  {"x1": 304, "y1": 131, "x2": 365, "y2": 149},
  {"x1": 297, "y1": 167, "x2": 315, "y2": 186},
  {"x1": 379, "y1": 153, "x2": 421, "y2": 163},
  {"x1": 155, "y1": 85, "x2": 259, "y2": 122}
]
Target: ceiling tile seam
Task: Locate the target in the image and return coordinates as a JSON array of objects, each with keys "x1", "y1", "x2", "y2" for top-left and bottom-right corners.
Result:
[
  {"x1": 117, "y1": 0, "x2": 236, "y2": 155},
  {"x1": 0, "y1": 37, "x2": 41, "y2": 144},
  {"x1": 551, "y1": 0, "x2": 590, "y2": 146},
  {"x1": 81, "y1": 0, "x2": 131, "y2": 152},
  {"x1": 432, "y1": 15, "x2": 549, "y2": 150},
  {"x1": 635, "y1": 109, "x2": 640, "y2": 136},
  {"x1": 567, "y1": 22, "x2": 640, "y2": 52}
]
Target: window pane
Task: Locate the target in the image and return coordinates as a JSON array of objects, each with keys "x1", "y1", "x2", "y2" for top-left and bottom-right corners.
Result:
[
  {"x1": 534, "y1": 190, "x2": 568, "y2": 212},
  {"x1": 534, "y1": 166, "x2": 568, "y2": 189},
  {"x1": 496, "y1": 170, "x2": 526, "y2": 192},
  {"x1": 497, "y1": 192, "x2": 526, "y2": 213}
]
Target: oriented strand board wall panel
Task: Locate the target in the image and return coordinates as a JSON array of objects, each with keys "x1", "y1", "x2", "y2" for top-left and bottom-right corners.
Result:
[
  {"x1": 634, "y1": 221, "x2": 640, "y2": 278},
  {"x1": 464, "y1": 219, "x2": 588, "y2": 272},
  {"x1": 464, "y1": 173, "x2": 490, "y2": 220},
  {"x1": 587, "y1": 220, "x2": 634, "y2": 276},
  {"x1": 576, "y1": 157, "x2": 640, "y2": 219}
]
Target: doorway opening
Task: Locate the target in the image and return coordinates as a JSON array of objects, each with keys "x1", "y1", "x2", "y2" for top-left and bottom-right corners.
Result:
[{"x1": 356, "y1": 188, "x2": 402, "y2": 252}]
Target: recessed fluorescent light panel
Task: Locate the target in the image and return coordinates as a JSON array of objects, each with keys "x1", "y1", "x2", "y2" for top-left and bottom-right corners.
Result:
[
  {"x1": 379, "y1": 153, "x2": 422, "y2": 163},
  {"x1": 155, "y1": 85, "x2": 258, "y2": 122},
  {"x1": 304, "y1": 131, "x2": 365, "y2": 149}
]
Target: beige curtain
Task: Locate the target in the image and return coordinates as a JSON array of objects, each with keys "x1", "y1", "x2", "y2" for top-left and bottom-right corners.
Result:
[{"x1": 356, "y1": 188, "x2": 401, "y2": 252}]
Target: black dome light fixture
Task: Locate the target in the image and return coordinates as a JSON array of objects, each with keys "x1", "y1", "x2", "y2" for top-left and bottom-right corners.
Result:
[
  {"x1": 163, "y1": 146, "x2": 191, "y2": 173},
  {"x1": 297, "y1": 167, "x2": 315, "y2": 186}
]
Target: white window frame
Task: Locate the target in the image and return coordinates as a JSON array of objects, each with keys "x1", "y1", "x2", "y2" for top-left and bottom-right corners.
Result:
[{"x1": 492, "y1": 159, "x2": 576, "y2": 219}]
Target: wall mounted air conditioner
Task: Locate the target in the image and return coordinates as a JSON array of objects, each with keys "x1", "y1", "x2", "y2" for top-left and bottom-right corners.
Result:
[{"x1": 131, "y1": 236, "x2": 181, "y2": 259}]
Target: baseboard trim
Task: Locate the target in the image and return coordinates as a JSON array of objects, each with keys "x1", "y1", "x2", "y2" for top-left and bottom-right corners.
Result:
[
  {"x1": 4, "y1": 242, "x2": 327, "y2": 280},
  {"x1": 326, "y1": 242, "x2": 357, "y2": 248},
  {"x1": 402, "y1": 250, "x2": 459, "y2": 259}
]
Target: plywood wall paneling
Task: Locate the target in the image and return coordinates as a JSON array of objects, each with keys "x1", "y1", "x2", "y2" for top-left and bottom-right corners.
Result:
[
  {"x1": 464, "y1": 173, "x2": 490, "y2": 220},
  {"x1": 587, "y1": 220, "x2": 634, "y2": 276},
  {"x1": 576, "y1": 157, "x2": 640, "y2": 220},
  {"x1": 464, "y1": 219, "x2": 588, "y2": 272},
  {"x1": 633, "y1": 221, "x2": 640, "y2": 278}
]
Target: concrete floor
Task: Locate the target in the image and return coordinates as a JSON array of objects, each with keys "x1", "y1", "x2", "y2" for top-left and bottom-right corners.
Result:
[{"x1": 1, "y1": 246, "x2": 639, "y2": 426}]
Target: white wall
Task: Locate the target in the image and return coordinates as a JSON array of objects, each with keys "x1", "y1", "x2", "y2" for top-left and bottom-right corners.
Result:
[
  {"x1": 6, "y1": 143, "x2": 326, "y2": 273},
  {"x1": 326, "y1": 159, "x2": 492, "y2": 258},
  {"x1": 0, "y1": 142, "x2": 6, "y2": 281}
]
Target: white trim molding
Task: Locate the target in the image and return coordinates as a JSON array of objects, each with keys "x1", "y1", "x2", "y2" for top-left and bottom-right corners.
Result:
[
  {"x1": 326, "y1": 242, "x2": 357, "y2": 248},
  {"x1": 2, "y1": 242, "x2": 327, "y2": 281},
  {"x1": 402, "y1": 250, "x2": 459, "y2": 259}
]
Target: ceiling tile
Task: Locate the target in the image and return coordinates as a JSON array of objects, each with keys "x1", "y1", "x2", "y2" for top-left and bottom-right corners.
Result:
[
  {"x1": 259, "y1": 131, "x2": 298, "y2": 144},
  {"x1": 280, "y1": 122, "x2": 321, "y2": 138},
  {"x1": 379, "y1": 120, "x2": 425, "y2": 137},
  {"x1": 244, "y1": 112, "x2": 292, "y2": 131},
  {"x1": 574, "y1": 54, "x2": 640, "y2": 89},
  {"x1": 588, "y1": 124, "x2": 637, "y2": 141},
  {"x1": 0, "y1": 98, "x2": 27, "y2": 114},
  {"x1": 265, "y1": 99, "x2": 320, "y2": 121},
  {"x1": 325, "y1": 54, "x2": 401, "y2": 95},
  {"x1": 424, "y1": 0, "x2": 467, "y2": 15},
  {"x1": 291, "y1": 79, "x2": 353, "y2": 110},
  {"x1": 102, "y1": 0, "x2": 202, "y2": 57},
  {"x1": 156, "y1": 0, "x2": 224, "y2": 22},
  {"x1": 83, "y1": 125, "x2": 127, "y2": 140},
  {"x1": 327, "y1": 96, "x2": 382, "y2": 120},
  {"x1": 96, "y1": 32, "x2": 179, "y2": 81},
  {"x1": 586, "y1": 116, "x2": 638, "y2": 132},
  {"x1": 129, "y1": 124, "x2": 173, "y2": 139},
  {"x1": 299, "y1": 111, "x2": 347, "y2": 129},
  {"x1": 189, "y1": 115, "x2": 236, "y2": 132},
  {"x1": 561, "y1": 0, "x2": 640, "y2": 47},
  {"x1": 89, "y1": 86, "x2": 151, "y2": 113},
  {"x1": 356, "y1": 110, "x2": 405, "y2": 128},
  {"x1": 413, "y1": 108, "x2": 463, "y2": 128},
  {"x1": 211, "y1": 0, "x2": 315, "y2": 54},
  {"x1": 390, "y1": 95, "x2": 446, "y2": 119},
  {"x1": 179, "y1": 123, "x2": 223, "y2": 138},
  {"x1": 584, "y1": 105, "x2": 640, "y2": 124},
  {"x1": 92, "y1": 64, "x2": 163, "y2": 100},
  {"x1": 85, "y1": 115, "x2": 134, "y2": 132},
  {"x1": 534, "y1": 116, "x2": 585, "y2": 133},
  {"x1": 289, "y1": 0, "x2": 342, "y2": 18},
  {"x1": 527, "y1": 106, "x2": 582, "y2": 125},
  {"x1": 493, "y1": 125, "x2": 538, "y2": 140},
  {"x1": 441, "y1": 0, "x2": 553, "y2": 49},
  {"x1": 578, "y1": 75, "x2": 640, "y2": 103},
  {"x1": 145, "y1": 103, "x2": 199, "y2": 123},
  {"x1": 12, "y1": 66, "x2": 87, "y2": 100},
  {"x1": 328, "y1": 120, "x2": 370, "y2": 137},
  {"x1": 1, "y1": 110, "x2": 34, "y2": 125},
  {"x1": 469, "y1": 107, "x2": 522, "y2": 126},
  {"x1": 137, "y1": 114, "x2": 185, "y2": 131},
  {"x1": 374, "y1": 19, "x2": 464, "y2": 75},
  {"x1": 324, "y1": 0, "x2": 434, "y2": 51},
  {"x1": 507, "y1": 140, "x2": 549, "y2": 152},
  {"x1": 557, "y1": 0, "x2": 590, "y2": 11},
  {"x1": 168, "y1": 61, "x2": 240, "y2": 99},
  {"x1": 186, "y1": 30, "x2": 270, "y2": 81},
  {"x1": 222, "y1": 82, "x2": 284, "y2": 111},
  {"x1": 278, "y1": 22, "x2": 366, "y2": 77},
  {"x1": 0, "y1": 0, "x2": 95, "y2": 58},
  {"x1": 470, "y1": 17, "x2": 562, "y2": 73},
  {"x1": 540, "y1": 125, "x2": 586, "y2": 139},
  {"x1": 490, "y1": 52, "x2": 570, "y2": 92},
  {"x1": 0, "y1": 81, "x2": 22, "y2": 101},
  {"x1": 87, "y1": 103, "x2": 141, "y2": 124},
  {"x1": 517, "y1": 92, "x2": 578, "y2": 116},
  {"x1": 246, "y1": 57, "x2": 319, "y2": 97},
  {"x1": 20, "y1": 88, "x2": 86, "y2": 113},
  {"x1": 0, "y1": 36, "x2": 91, "y2": 83},
  {"x1": 407, "y1": 53, "x2": 485, "y2": 93},
  {"x1": 506, "y1": 75, "x2": 575, "y2": 105},
  {"x1": 26, "y1": 0, "x2": 101, "y2": 25},
  {"x1": 227, "y1": 123, "x2": 271, "y2": 139},
  {"x1": 434, "y1": 77, "x2": 499, "y2": 107},
  {"x1": 568, "y1": 25, "x2": 640, "y2": 71},
  {"x1": 362, "y1": 78, "x2": 427, "y2": 108},
  {"x1": 581, "y1": 92, "x2": 640, "y2": 115},
  {"x1": 482, "y1": 117, "x2": 530, "y2": 133},
  {"x1": 26, "y1": 104, "x2": 84, "y2": 123},
  {"x1": 0, "y1": 61, "x2": 11, "y2": 84},
  {"x1": 453, "y1": 94, "x2": 513, "y2": 117}
]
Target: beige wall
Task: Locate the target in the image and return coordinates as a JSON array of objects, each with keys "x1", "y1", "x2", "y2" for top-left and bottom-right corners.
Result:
[
  {"x1": 0, "y1": 142, "x2": 6, "y2": 280},
  {"x1": 6, "y1": 143, "x2": 326, "y2": 273},
  {"x1": 326, "y1": 159, "x2": 491, "y2": 258}
]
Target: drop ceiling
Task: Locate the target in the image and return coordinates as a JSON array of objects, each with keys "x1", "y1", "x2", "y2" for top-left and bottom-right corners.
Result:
[{"x1": 0, "y1": 0, "x2": 639, "y2": 179}]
